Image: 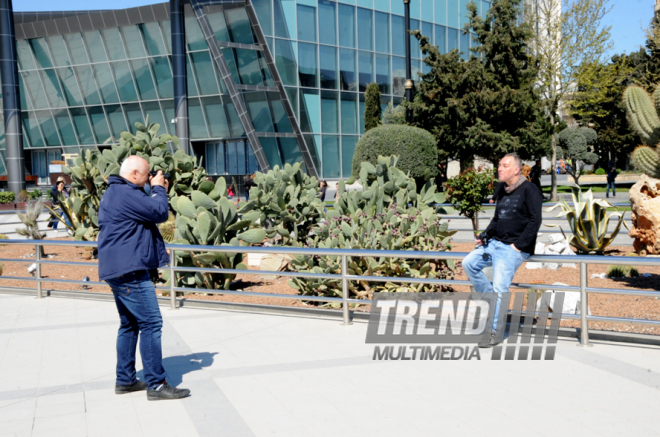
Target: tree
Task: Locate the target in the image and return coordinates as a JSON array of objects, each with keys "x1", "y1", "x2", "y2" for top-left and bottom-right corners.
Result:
[
  {"x1": 569, "y1": 56, "x2": 636, "y2": 167},
  {"x1": 382, "y1": 101, "x2": 406, "y2": 125},
  {"x1": 523, "y1": 0, "x2": 613, "y2": 201},
  {"x1": 406, "y1": 0, "x2": 551, "y2": 169},
  {"x1": 444, "y1": 166, "x2": 496, "y2": 235},
  {"x1": 557, "y1": 127, "x2": 599, "y2": 186},
  {"x1": 364, "y1": 83, "x2": 382, "y2": 131}
]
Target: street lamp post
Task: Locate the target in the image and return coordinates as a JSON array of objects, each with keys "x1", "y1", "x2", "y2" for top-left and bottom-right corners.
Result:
[{"x1": 404, "y1": 0, "x2": 412, "y2": 122}]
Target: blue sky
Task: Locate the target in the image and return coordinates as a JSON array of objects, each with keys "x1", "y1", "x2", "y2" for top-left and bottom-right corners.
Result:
[{"x1": 14, "y1": 0, "x2": 655, "y2": 58}]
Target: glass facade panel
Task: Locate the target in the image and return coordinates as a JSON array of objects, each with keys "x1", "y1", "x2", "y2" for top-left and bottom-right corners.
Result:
[
  {"x1": 225, "y1": 8, "x2": 256, "y2": 44},
  {"x1": 340, "y1": 92, "x2": 357, "y2": 134},
  {"x1": 298, "y1": 43, "x2": 318, "y2": 88},
  {"x1": 275, "y1": 39, "x2": 297, "y2": 86},
  {"x1": 285, "y1": 86, "x2": 298, "y2": 118},
  {"x1": 122, "y1": 26, "x2": 147, "y2": 59},
  {"x1": 56, "y1": 67, "x2": 83, "y2": 106},
  {"x1": 222, "y1": 47, "x2": 242, "y2": 84},
  {"x1": 75, "y1": 66, "x2": 102, "y2": 105},
  {"x1": 322, "y1": 135, "x2": 340, "y2": 178},
  {"x1": 102, "y1": 28, "x2": 127, "y2": 61},
  {"x1": 320, "y1": 90, "x2": 338, "y2": 133},
  {"x1": 338, "y1": 4, "x2": 356, "y2": 48},
  {"x1": 435, "y1": 0, "x2": 448, "y2": 25},
  {"x1": 245, "y1": 92, "x2": 274, "y2": 133},
  {"x1": 461, "y1": 31, "x2": 470, "y2": 59},
  {"x1": 225, "y1": 101, "x2": 245, "y2": 137},
  {"x1": 185, "y1": 16, "x2": 208, "y2": 51},
  {"x1": 235, "y1": 49, "x2": 268, "y2": 86},
  {"x1": 202, "y1": 97, "x2": 230, "y2": 138},
  {"x1": 23, "y1": 112, "x2": 45, "y2": 147},
  {"x1": 279, "y1": 138, "x2": 303, "y2": 166},
  {"x1": 105, "y1": 105, "x2": 127, "y2": 140},
  {"x1": 392, "y1": 55, "x2": 405, "y2": 96},
  {"x1": 274, "y1": 0, "x2": 296, "y2": 39},
  {"x1": 208, "y1": 12, "x2": 231, "y2": 43},
  {"x1": 436, "y1": 25, "x2": 447, "y2": 53},
  {"x1": 319, "y1": 0, "x2": 337, "y2": 45},
  {"x1": 131, "y1": 58, "x2": 159, "y2": 100},
  {"x1": 150, "y1": 56, "x2": 173, "y2": 98},
  {"x1": 375, "y1": 53, "x2": 390, "y2": 94},
  {"x1": 423, "y1": 21, "x2": 434, "y2": 44},
  {"x1": 70, "y1": 108, "x2": 95, "y2": 145},
  {"x1": 411, "y1": 19, "x2": 420, "y2": 59},
  {"x1": 141, "y1": 102, "x2": 166, "y2": 133},
  {"x1": 297, "y1": 4, "x2": 317, "y2": 42},
  {"x1": 190, "y1": 52, "x2": 219, "y2": 96},
  {"x1": 36, "y1": 111, "x2": 61, "y2": 146},
  {"x1": 30, "y1": 38, "x2": 53, "y2": 69},
  {"x1": 89, "y1": 106, "x2": 111, "y2": 143},
  {"x1": 22, "y1": 71, "x2": 47, "y2": 109},
  {"x1": 375, "y1": 11, "x2": 389, "y2": 53},
  {"x1": 358, "y1": 51, "x2": 373, "y2": 92},
  {"x1": 65, "y1": 34, "x2": 89, "y2": 65},
  {"x1": 319, "y1": 45, "x2": 337, "y2": 89},
  {"x1": 111, "y1": 61, "x2": 139, "y2": 102},
  {"x1": 188, "y1": 98, "x2": 209, "y2": 139},
  {"x1": 299, "y1": 88, "x2": 320, "y2": 133},
  {"x1": 270, "y1": 97, "x2": 292, "y2": 133},
  {"x1": 160, "y1": 99, "x2": 175, "y2": 134},
  {"x1": 357, "y1": 8, "x2": 373, "y2": 51},
  {"x1": 341, "y1": 135, "x2": 357, "y2": 177},
  {"x1": 161, "y1": 20, "x2": 172, "y2": 53},
  {"x1": 40, "y1": 69, "x2": 66, "y2": 108},
  {"x1": 253, "y1": 0, "x2": 273, "y2": 36},
  {"x1": 93, "y1": 64, "x2": 120, "y2": 103},
  {"x1": 206, "y1": 142, "x2": 217, "y2": 174},
  {"x1": 83, "y1": 31, "x2": 107, "y2": 63},
  {"x1": 216, "y1": 142, "x2": 227, "y2": 174},
  {"x1": 48, "y1": 36, "x2": 70, "y2": 67},
  {"x1": 448, "y1": 27, "x2": 459, "y2": 51},
  {"x1": 259, "y1": 136, "x2": 283, "y2": 168},
  {"x1": 339, "y1": 48, "x2": 356, "y2": 91},
  {"x1": 391, "y1": 14, "x2": 404, "y2": 56},
  {"x1": 124, "y1": 103, "x2": 144, "y2": 133},
  {"x1": 140, "y1": 22, "x2": 167, "y2": 56},
  {"x1": 17, "y1": 40, "x2": 36, "y2": 70}
]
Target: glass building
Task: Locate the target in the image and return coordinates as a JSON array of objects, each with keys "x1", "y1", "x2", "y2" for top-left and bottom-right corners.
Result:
[{"x1": 2, "y1": 0, "x2": 491, "y2": 186}]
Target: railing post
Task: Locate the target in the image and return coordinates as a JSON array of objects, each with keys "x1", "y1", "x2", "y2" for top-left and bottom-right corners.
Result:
[
  {"x1": 170, "y1": 254, "x2": 176, "y2": 310},
  {"x1": 35, "y1": 244, "x2": 42, "y2": 299},
  {"x1": 578, "y1": 261, "x2": 591, "y2": 347},
  {"x1": 341, "y1": 254, "x2": 351, "y2": 325}
]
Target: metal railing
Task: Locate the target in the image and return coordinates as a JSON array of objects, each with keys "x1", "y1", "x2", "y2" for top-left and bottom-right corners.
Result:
[{"x1": 1, "y1": 239, "x2": 659, "y2": 346}]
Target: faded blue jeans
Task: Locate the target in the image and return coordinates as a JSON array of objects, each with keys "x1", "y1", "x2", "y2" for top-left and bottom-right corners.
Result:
[
  {"x1": 106, "y1": 270, "x2": 168, "y2": 390},
  {"x1": 462, "y1": 239, "x2": 530, "y2": 332},
  {"x1": 606, "y1": 181, "x2": 616, "y2": 197}
]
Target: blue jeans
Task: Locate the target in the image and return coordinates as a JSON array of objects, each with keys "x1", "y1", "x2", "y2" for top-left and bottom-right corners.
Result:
[
  {"x1": 462, "y1": 239, "x2": 530, "y2": 332},
  {"x1": 106, "y1": 270, "x2": 167, "y2": 389},
  {"x1": 606, "y1": 181, "x2": 615, "y2": 197}
]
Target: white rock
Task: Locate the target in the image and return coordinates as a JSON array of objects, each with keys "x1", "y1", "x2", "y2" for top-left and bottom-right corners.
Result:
[
  {"x1": 525, "y1": 262, "x2": 544, "y2": 270},
  {"x1": 546, "y1": 242, "x2": 565, "y2": 253},
  {"x1": 548, "y1": 234, "x2": 565, "y2": 244},
  {"x1": 591, "y1": 273, "x2": 608, "y2": 279},
  {"x1": 561, "y1": 246, "x2": 576, "y2": 255},
  {"x1": 542, "y1": 262, "x2": 560, "y2": 270},
  {"x1": 537, "y1": 285, "x2": 587, "y2": 315},
  {"x1": 247, "y1": 253, "x2": 264, "y2": 267},
  {"x1": 561, "y1": 263, "x2": 577, "y2": 268},
  {"x1": 535, "y1": 242, "x2": 545, "y2": 254}
]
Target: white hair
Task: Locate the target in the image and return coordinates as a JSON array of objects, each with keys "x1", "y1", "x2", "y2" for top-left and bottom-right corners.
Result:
[{"x1": 119, "y1": 155, "x2": 148, "y2": 177}]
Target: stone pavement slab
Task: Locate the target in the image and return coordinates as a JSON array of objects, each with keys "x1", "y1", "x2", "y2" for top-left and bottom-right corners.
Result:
[{"x1": 1, "y1": 293, "x2": 660, "y2": 437}]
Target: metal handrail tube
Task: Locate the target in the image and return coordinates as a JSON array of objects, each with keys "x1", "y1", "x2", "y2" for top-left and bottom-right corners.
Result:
[
  {"x1": 0, "y1": 275, "x2": 36, "y2": 281},
  {"x1": 36, "y1": 260, "x2": 99, "y2": 268},
  {"x1": 344, "y1": 274, "x2": 471, "y2": 287},
  {"x1": 160, "y1": 286, "x2": 362, "y2": 304},
  {"x1": 170, "y1": 265, "x2": 339, "y2": 280},
  {"x1": 558, "y1": 313, "x2": 660, "y2": 327},
  {"x1": 0, "y1": 276, "x2": 105, "y2": 287},
  {"x1": 585, "y1": 287, "x2": 660, "y2": 298}
]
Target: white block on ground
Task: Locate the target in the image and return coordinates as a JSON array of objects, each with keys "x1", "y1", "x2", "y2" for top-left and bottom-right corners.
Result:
[
  {"x1": 561, "y1": 263, "x2": 577, "y2": 268},
  {"x1": 546, "y1": 242, "x2": 565, "y2": 253},
  {"x1": 537, "y1": 284, "x2": 586, "y2": 315},
  {"x1": 543, "y1": 262, "x2": 560, "y2": 270},
  {"x1": 247, "y1": 253, "x2": 264, "y2": 267},
  {"x1": 535, "y1": 242, "x2": 545, "y2": 254},
  {"x1": 526, "y1": 262, "x2": 544, "y2": 270},
  {"x1": 548, "y1": 234, "x2": 565, "y2": 243},
  {"x1": 561, "y1": 246, "x2": 576, "y2": 255}
]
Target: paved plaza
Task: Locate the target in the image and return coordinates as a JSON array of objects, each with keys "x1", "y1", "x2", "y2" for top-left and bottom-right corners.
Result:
[{"x1": 1, "y1": 293, "x2": 660, "y2": 437}]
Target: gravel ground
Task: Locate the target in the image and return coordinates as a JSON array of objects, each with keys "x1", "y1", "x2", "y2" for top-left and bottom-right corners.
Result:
[{"x1": 1, "y1": 238, "x2": 659, "y2": 335}]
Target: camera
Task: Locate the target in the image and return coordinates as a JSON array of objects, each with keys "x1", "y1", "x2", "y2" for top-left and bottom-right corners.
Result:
[
  {"x1": 150, "y1": 170, "x2": 170, "y2": 179},
  {"x1": 477, "y1": 232, "x2": 489, "y2": 246}
]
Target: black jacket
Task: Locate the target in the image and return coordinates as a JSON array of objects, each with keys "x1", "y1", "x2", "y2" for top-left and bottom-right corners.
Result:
[{"x1": 483, "y1": 181, "x2": 543, "y2": 254}]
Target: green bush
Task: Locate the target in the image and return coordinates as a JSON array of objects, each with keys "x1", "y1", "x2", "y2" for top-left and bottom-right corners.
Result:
[
  {"x1": 352, "y1": 125, "x2": 438, "y2": 179},
  {"x1": 445, "y1": 167, "x2": 496, "y2": 234},
  {"x1": 594, "y1": 168, "x2": 606, "y2": 175},
  {"x1": 29, "y1": 189, "x2": 41, "y2": 200},
  {"x1": 364, "y1": 83, "x2": 382, "y2": 131},
  {"x1": 0, "y1": 191, "x2": 15, "y2": 204}
]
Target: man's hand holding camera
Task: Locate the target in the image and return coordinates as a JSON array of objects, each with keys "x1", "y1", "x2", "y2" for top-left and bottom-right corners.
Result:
[{"x1": 150, "y1": 170, "x2": 169, "y2": 191}]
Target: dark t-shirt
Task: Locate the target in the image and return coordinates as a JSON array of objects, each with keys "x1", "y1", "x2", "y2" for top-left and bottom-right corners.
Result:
[{"x1": 483, "y1": 181, "x2": 542, "y2": 254}]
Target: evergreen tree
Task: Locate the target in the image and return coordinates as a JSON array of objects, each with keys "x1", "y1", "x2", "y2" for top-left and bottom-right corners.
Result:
[
  {"x1": 364, "y1": 83, "x2": 382, "y2": 131},
  {"x1": 406, "y1": 0, "x2": 550, "y2": 168}
]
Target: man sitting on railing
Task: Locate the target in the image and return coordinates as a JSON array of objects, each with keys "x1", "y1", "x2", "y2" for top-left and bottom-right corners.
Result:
[
  {"x1": 98, "y1": 155, "x2": 190, "y2": 401},
  {"x1": 462, "y1": 153, "x2": 543, "y2": 348}
]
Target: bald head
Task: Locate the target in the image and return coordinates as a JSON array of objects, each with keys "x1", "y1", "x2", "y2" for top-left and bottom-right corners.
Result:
[{"x1": 120, "y1": 156, "x2": 150, "y2": 187}]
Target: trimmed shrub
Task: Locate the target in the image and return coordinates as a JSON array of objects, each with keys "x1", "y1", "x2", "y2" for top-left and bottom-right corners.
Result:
[
  {"x1": 364, "y1": 83, "x2": 382, "y2": 131},
  {"x1": 594, "y1": 168, "x2": 606, "y2": 175},
  {"x1": 352, "y1": 124, "x2": 438, "y2": 179},
  {"x1": 29, "y1": 189, "x2": 41, "y2": 199},
  {"x1": 0, "y1": 191, "x2": 15, "y2": 204}
]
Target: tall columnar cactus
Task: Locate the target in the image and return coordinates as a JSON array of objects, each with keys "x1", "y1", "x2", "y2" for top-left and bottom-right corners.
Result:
[
  {"x1": 238, "y1": 162, "x2": 324, "y2": 246},
  {"x1": 624, "y1": 85, "x2": 660, "y2": 177},
  {"x1": 168, "y1": 178, "x2": 266, "y2": 290}
]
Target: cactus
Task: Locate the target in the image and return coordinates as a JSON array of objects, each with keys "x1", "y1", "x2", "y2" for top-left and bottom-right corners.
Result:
[
  {"x1": 158, "y1": 213, "x2": 177, "y2": 243},
  {"x1": 0, "y1": 234, "x2": 7, "y2": 246},
  {"x1": 167, "y1": 178, "x2": 266, "y2": 290},
  {"x1": 17, "y1": 199, "x2": 46, "y2": 256},
  {"x1": 624, "y1": 85, "x2": 660, "y2": 177},
  {"x1": 288, "y1": 156, "x2": 456, "y2": 303},
  {"x1": 238, "y1": 162, "x2": 324, "y2": 246}
]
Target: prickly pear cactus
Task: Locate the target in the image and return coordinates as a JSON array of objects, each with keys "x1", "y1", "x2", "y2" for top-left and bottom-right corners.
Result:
[
  {"x1": 238, "y1": 162, "x2": 324, "y2": 246},
  {"x1": 289, "y1": 156, "x2": 456, "y2": 305},
  {"x1": 166, "y1": 178, "x2": 266, "y2": 290},
  {"x1": 624, "y1": 85, "x2": 660, "y2": 177}
]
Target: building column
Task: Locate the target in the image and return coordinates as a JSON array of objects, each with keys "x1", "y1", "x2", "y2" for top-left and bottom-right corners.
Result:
[
  {"x1": 0, "y1": 0, "x2": 25, "y2": 194},
  {"x1": 171, "y1": 0, "x2": 190, "y2": 154}
]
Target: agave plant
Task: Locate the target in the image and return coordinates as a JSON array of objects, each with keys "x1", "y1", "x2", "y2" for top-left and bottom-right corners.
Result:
[{"x1": 545, "y1": 185, "x2": 629, "y2": 254}]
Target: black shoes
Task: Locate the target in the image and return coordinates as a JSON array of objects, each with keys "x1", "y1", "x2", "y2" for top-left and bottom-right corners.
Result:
[
  {"x1": 115, "y1": 380, "x2": 147, "y2": 394},
  {"x1": 147, "y1": 382, "x2": 191, "y2": 401}
]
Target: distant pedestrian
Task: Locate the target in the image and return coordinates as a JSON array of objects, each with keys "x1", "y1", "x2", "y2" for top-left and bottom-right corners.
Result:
[
  {"x1": 606, "y1": 163, "x2": 617, "y2": 198},
  {"x1": 530, "y1": 160, "x2": 542, "y2": 193},
  {"x1": 244, "y1": 174, "x2": 256, "y2": 201},
  {"x1": 319, "y1": 180, "x2": 328, "y2": 202}
]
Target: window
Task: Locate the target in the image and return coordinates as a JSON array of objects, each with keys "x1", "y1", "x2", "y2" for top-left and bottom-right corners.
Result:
[
  {"x1": 297, "y1": 4, "x2": 317, "y2": 42},
  {"x1": 339, "y1": 49, "x2": 356, "y2": 91},
  {"x1": 298, "y1": 43, "x2": 318, "y2": 88},
  {"x1": 320, "y1": 45, "x2": 338, "y2": 89},
  {"x1": 357, "y1": 8, "x2": 373, "y2": 51},
  {"x1": 375, "y1": 12, "x2": 390, "y2": 53},
  {"x1": 338, "y1": 4, "x2": 356, "y2": 48},
  {"x1": 319, "y1": 0, "x2": 337, "y2": 45}
]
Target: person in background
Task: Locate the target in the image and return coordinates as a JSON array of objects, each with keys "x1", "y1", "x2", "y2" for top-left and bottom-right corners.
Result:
[
  {"x1": 566, "y1": 157, "x2": 572, "y2": 173},
  {"x1": 227, "y1": 184, "x2": 235, "y2": 199},
  {"x1": 606, "y1": 163, "x2": 618, "y2": 198},
  {"x1": 522, "y1": 164, "x2": 531, "y2": 181},
  {"x1": 244, "y1": 174, "x2": 256, "y2": 202},
  {"x1": 319, "y1": 180, "x2": 328, "y2": 202},
  {"x1": 529, "y1": 159, "x2": 542, "y2": 193},
  {"x1": 437, "y1": 161, "x2": 448, "y2": 191},
  {"x1": 49, "y1": 178, "x2": 71, "y2": 229}
]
